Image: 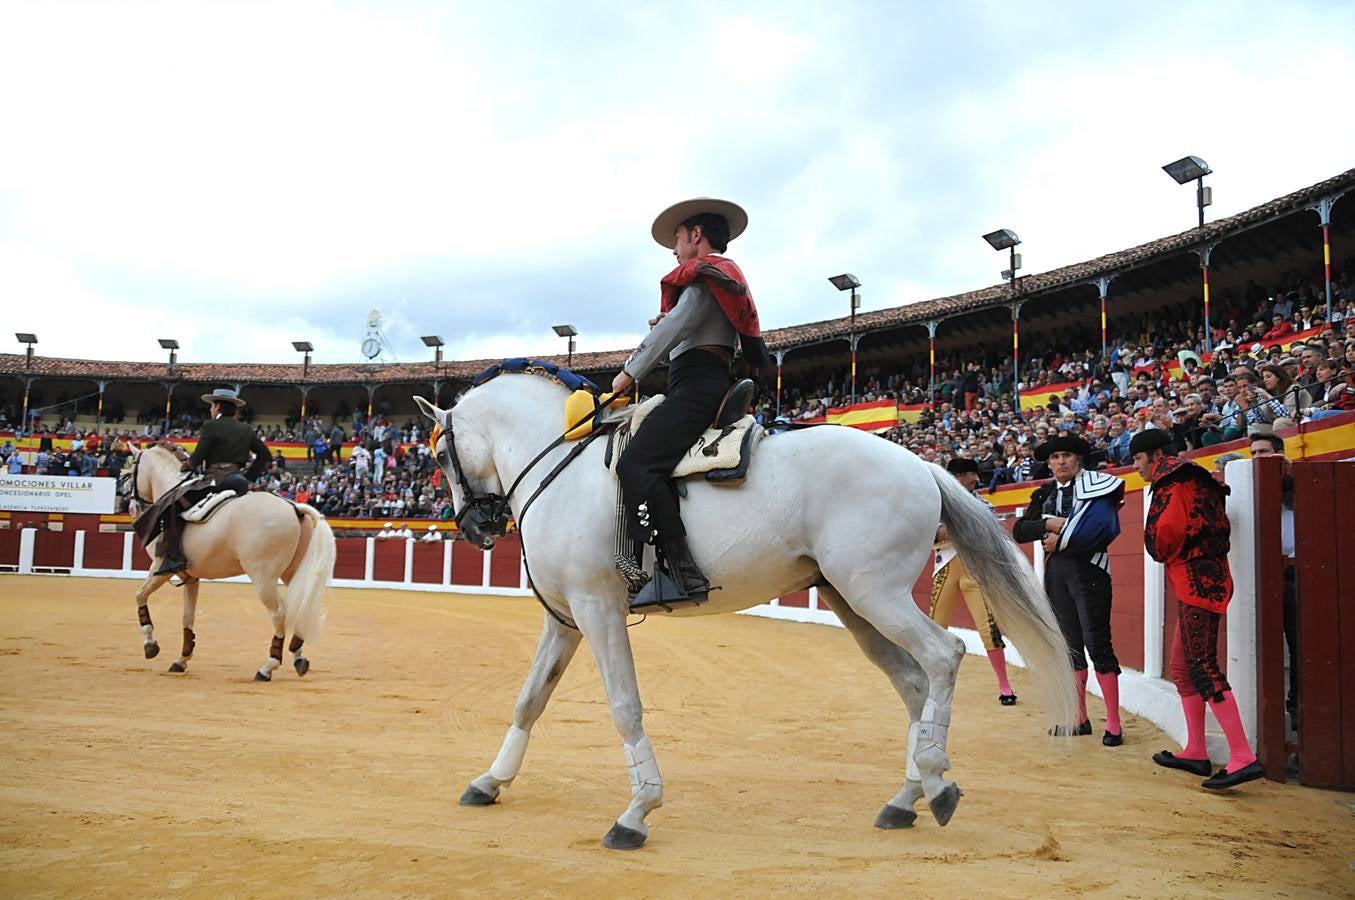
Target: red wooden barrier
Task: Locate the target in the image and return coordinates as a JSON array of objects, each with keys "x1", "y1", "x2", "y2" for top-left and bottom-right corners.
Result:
[
  {"x1": 489, "y1": 534, "x2": 522, "y2": 588},
  {"x1": 83, "y1": 532, "x2": 126, "y2": 569},
  {"x1": 450, "y1": 542, "x2": 484, "y2": 585},
  {"x1": 779, "y1": 590, "x2": 810, "y2": 609},
  {"x1": 411, "y1": 542, "x2": 443, "y2": 584},
  {"x1": 332, "y1": 539, "x2": 367, "y2": 580},
  {"x1": 371, "y1": 540, "x2": 405, "y2": 582},
  {"x1": 1253, "y1": 458, "x2": 1287, "y2": 780},
  {"x1": 33, "y1": 531, "x2": 75, "y2": 569},
  {"x1": 0, "y1": 530, "x2": 20, "y2": 567},
  {"x1": 1294, "y1": 461, "x2": 1354, "y2": 789}
]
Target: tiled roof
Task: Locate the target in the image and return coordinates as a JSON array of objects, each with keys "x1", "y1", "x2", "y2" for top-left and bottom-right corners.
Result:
[{"x1": 4, "y1": 167, "x2": 1351, "y2": 385}]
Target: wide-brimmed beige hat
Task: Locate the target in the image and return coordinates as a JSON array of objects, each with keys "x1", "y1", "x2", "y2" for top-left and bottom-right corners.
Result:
[
  {"x1": 200, "y1": 387, "x2": 246, "y2": 407},
  {"x1": 651, "y1": 197, "x2": 748, "y2": 249}
]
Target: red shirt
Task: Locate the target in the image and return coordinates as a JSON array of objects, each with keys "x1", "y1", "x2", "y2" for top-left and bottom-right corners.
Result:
[{"x1": 1144, "y1": 456, "x2": 1233, "y2": 613}]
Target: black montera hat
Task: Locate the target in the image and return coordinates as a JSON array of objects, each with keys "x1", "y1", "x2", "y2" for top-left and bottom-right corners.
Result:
[{"x1": 1033, "y1": 435, "x2": 1092, "y2": 461}]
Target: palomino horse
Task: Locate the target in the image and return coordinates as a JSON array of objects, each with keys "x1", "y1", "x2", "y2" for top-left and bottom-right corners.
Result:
[
  {"x1": 126, "y1": 443, "x2": 333, "y2": 680},
  {"x1": 414, "y1": 371, "x2": 1079, "y2": 850}
]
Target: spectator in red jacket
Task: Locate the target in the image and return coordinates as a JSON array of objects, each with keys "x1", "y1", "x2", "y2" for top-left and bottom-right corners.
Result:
[
  {"x1": 1132, "y1": 429, "x2": 1263, "y2": 789},
  {"x1": 1262, "y1": 313, "x2": 1294, "y2": 341}
]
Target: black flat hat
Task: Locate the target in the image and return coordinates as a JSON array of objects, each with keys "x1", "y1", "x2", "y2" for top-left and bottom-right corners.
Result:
[
  {"x1": 946, "y1": 457, "x2": 979, "y2": 474},
  {"x1": 1034, "y1": 435, "x2": 1092, "y2": 461},
  {"x1": 1128, "y1": 428, "x2": 1177, "y2": 457}
]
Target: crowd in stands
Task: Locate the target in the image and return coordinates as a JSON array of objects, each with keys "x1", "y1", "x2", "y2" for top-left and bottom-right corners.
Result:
[
  {"x1": 762, "y1": 267, "x2": 1355, "y2": 490},
  {"x1": 5, "y1": 267, "x2": 1355, "y2": 512}
]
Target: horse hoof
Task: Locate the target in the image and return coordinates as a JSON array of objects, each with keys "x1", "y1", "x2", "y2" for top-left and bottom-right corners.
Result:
[
  {"x1": 602, "y1": 822, "x2": 647, "y2": 851},
  {"x1": 168, "y1": 661, "x2": 186, "y2": 673},
  {"x1": 144, "y1": 642, "x2": 160, "y2": 659},
  {"x1": 928, "y1": 783, "x2": 963, "y2": 827},
  {"x1": 294, "y1": 657, "x2": 310, "y2": 677},
  {"x1": 874, "y1": 803, "x2": 918, "y2": 829},
  {"x1": 458, "y1": 785, "x2": 498, "y2": 806},
  {"x1": 254, "y1": 671, "x2": 271, "y2": 682}
]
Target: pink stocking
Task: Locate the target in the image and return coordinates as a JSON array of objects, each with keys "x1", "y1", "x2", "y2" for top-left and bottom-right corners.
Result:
[
  {"x1": 1178, "y1": 693, "x2": 1208, "y2": 760},
  {"x1": 1096, "y1": 671, "x2": 1122, "y2": 736},
  {"x1": 1209, "y1": 691, "x2": 1257, "y2": 772},
  {"x1": 1075, "y1": 669, "x2": 1089, "y2": 722},
  {"x1": 988, "y1": 649, "x2": 1014, "y2": 696}
]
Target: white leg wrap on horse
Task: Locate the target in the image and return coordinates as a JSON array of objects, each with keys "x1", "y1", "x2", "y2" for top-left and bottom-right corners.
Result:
[
  {"x1": 488, "y1": 725, "x2": 530, "y2": 782},
  {"x1": 258, "y1": 657, "x2": 281, "y2": 677},
  {"x1": 905, "y1": 724, "x2": 921, "y2": 782},
  {"x1": 141, "y1": 624, "x2": 154, "y2": 641},
  {"x1": 913, "y1": 698, "x2": 951, "y2": 773},
  {"x1": 623, "y1": 736, "x2": 662, "y2": 795}
]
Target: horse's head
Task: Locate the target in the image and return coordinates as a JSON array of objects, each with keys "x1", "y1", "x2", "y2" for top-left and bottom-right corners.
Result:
[
  {"x1": 414, "y1": 394, "x2": 507, "y2": 550},
  {"x1": 123, "y1": 442, "x2": 189, "y2": 515}
]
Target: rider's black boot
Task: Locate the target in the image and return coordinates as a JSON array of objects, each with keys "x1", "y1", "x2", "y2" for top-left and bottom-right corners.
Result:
[
  {"x1": 154, "y1": 514, "x2": 189, "y2": 576},
  {"x1": 629, "y1": 537, "x2": 710, "y2": 612}
]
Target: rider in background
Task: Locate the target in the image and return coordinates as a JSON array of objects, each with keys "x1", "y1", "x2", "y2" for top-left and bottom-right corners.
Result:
[
  {"x1": 155, "y1": 388, "x2": 270, "y2": 576},
  {"x1": 611, "y1": 198, "x2": 771, "y2": 609}
]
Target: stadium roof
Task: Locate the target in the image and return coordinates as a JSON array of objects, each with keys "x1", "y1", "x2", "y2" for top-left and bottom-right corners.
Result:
[{"x1": 3, "y1": 166, "x2": 1352, "y2": 387}]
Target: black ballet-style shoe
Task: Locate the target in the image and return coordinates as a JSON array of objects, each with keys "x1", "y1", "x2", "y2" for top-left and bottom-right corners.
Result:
[
  {"x1": 1152, "y1": 750, "x2": 1212, "y2": 777},
  {"x1": 1201, "y1": 760, "x2": 1264, "y2": 790},
  {"x1": 1102, "y1": 730, "x2": 1123, "y2": 747},
  {"x1": 1049, "y1": 720, "x2": 1093, "y2": 736},
  {"x1": 999, "y1": 693, "x2": 1018, "y2": 706}
]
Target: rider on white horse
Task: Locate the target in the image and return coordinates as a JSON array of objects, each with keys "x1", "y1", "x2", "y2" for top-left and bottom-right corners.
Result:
[
  {"x1": 137, "y1": 387, "x2": 270, "y2": 576},
  {"x1": 611, "y1": 197, "x2": 771, "y2": 611}
]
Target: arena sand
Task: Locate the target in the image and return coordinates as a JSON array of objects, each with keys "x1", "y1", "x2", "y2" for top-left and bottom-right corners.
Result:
[{"x1": 0, "y1": 575, "x2": 1350, "y2": 898}]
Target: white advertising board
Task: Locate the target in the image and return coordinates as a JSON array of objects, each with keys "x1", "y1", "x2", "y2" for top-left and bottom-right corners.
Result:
[{"x1": 0, "y1": 474, "x2": 117, "y2": 514}]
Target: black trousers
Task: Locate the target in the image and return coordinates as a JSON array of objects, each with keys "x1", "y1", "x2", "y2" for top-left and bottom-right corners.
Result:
[
  {"x1": 617, "y1": 350, "x2": 730, "y2": 543},
  {"x1": 1045, "y1": 554, "x2": 1120, "y2": 674}
]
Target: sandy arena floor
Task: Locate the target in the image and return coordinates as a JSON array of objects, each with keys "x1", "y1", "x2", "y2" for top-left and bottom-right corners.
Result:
[{"x1": 0, "y1": 575, "x2": 1351, "y2": 898}]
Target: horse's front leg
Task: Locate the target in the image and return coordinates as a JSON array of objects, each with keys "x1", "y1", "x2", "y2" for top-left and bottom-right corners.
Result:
[
  {"x1": 168, "y1": 580, "x2": 199, "y2": 673},
  {"x1": 134, "y1": 571, "x2": 172, "y2": 660},
  {"x1": 462, "y1": 613, "x2": 583, "y2": 806},
  {"x1": 573, "y1": 602, "x2": 662, "y2": 851}
]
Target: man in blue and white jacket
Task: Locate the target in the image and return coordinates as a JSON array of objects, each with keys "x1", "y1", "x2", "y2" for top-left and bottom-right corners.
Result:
[{"x1": 1014, "y1": 435, "x2": 1126, "y2": 746}]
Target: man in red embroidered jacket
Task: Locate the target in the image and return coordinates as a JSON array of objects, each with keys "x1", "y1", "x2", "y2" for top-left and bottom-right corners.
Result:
[
  {"x1": 1132, "y1": 429, "x2": 1263, "y2": 789},
  {"x1": 611, "y1": 198, "x2": 770, "y2": 611}
]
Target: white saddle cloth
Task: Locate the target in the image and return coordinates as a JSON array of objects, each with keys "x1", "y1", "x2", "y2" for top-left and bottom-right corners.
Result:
[
  {"x1": 181, "y1": 490, "x2": 240, "y2": 523},
  {"x1": 607, "y1": 394, "x2": 762, "y2": 481}
]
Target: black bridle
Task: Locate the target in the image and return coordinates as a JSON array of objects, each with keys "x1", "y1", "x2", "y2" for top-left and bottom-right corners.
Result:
[{"x1": 432, "y1": 380, "x2": 623, "y2": 550}]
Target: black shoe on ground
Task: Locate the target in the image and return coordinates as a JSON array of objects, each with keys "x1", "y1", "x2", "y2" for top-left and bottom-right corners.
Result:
[
  {"x1": 1102, "y1": 730, "x2": 1123, "y2": 747},
  {"x1": 1152, "y1": 750, "x2": 1211, "y2": 776},
  {"x1": 1201, "y1": 759, "x2": 1264, "y2": 789},
  {"x1": 154, "y1": 555, "x2": 188, "y2": 576},
  {"x1": 999, "y1": 693, "x2": 1017, "y2": 706},
  {"x1": 1049, "y1": 719, "x2": 1093, "y2": 736}
]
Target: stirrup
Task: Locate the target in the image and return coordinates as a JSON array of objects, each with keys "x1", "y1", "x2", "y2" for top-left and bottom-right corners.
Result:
[
  {"x1": 154, "y1": 556, "x2": 188, "y2": 577},
  {"x1": 629, "y1": 567, "x2": 708, "y2": 613}
]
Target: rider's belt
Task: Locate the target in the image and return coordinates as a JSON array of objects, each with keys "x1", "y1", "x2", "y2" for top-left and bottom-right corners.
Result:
[
  {"x1": 690, "y1": 345, "x2": 733, "y2": 365},
  {"x1": 204, "y1": 462, "x2": 242, "y2": 478}
]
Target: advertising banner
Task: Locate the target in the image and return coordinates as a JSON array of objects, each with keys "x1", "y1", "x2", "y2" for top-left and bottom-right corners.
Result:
[{"x1": 0, "y1": 474, "x2": 117, "y2": 513}]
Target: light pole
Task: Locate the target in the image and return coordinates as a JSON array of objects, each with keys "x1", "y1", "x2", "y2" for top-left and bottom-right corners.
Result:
[
  {"x1": 829, "y1": 274, "x2": 861, "y2": 404},
  {"x1": 292, "y1": 341, "x2": 314, "y2": 419},
  {"x1": 421, "y1": 335, "x2": 445, "y2": 403},
  {"x1": 158, "y1": 339, "x2": 179, "y2": 434},
  {"x1": 15, "y1": 333, "x2": 36, "y2": 436},
  {"x1": 552, "y1": 324, "x2": 578, "y2": 368},
  {"x1": 982, "y1": 230, "x2": 1023, "y2": 415},
  {"x1": 1163, "y1": 156, "x2": 1215, "y2": 350}
]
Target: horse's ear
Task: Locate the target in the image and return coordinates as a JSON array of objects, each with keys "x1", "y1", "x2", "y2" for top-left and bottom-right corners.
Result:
[
  {"x1": 128, "y1": 443, "x2": 142, "y2": 457},
  {"x1": 413, "y1": 395, "x2": 446, "y2": 427}
]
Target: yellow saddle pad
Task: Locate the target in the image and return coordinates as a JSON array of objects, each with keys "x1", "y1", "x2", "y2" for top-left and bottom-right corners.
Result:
[{"x1": 564, "y1": 389, "x2": 628, "y2": 440}]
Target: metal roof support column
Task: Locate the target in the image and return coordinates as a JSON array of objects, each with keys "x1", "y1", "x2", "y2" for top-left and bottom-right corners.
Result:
[
  {"x1": 1307, "y1": 192, "x2": 1346, "y2": 326},
  {"x1": 849, "y1": 334, "x2": 862, "y2": 406},
  {"x1": 96, "y1": 379, "x2": 107, "y2": 429},
  {"x1": 161, "y1": 380, "x2": 176, "y2": 436},
  {"x1": 1011, "y1": 301, "x2": 1025, "y2": 417},
  {"x1": 299, "y1": 385, "x2": 312, "y2": 421},
  {"x1": 365, "y1": 383, "x2": 377, "y2": 424},
  {"x1": 1196, "y1": 243, "x2": 1218, "y2": 353},
  {"x1": 1094, "y1": 275, "x2": 1115, "y2": 360},
  {"x1": 773, "y1": 349, "x2": 787, "y2": 418},
  {"x1": 20, "y1": 376, "x2": 34, "y2": 439},
  {"x1": 926, "y1": 320, "x2": 940, "y2": 410}
]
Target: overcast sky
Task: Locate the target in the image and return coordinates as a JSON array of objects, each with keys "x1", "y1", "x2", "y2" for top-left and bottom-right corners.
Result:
[{"x1": 3, "y1": 1, "x2": 1353, "y2": 367}]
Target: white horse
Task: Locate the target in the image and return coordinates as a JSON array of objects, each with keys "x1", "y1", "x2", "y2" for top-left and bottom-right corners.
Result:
[
  {"x1": 126, "y1": 442, "x2": 333, "y2": 680},
  {"x1": 414, "y1": 372, "x2": 1078, "y2": 850}
]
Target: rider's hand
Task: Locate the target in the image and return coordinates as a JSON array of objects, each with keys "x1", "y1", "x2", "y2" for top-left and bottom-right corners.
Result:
[
  {"x1": 648, "y1": 312, "x2": 666, "y2": 328},
  {"x1": 612, "y1": 371, "x2": 635, "y2": 395}
]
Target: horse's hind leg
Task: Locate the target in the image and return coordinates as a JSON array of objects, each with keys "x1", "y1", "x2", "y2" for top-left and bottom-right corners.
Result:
[
  {"x1": 823, "y1": 557, "x2": 966, "y2": 827},
  {"x1": 818, "y1": 584, "x2": 928, "y2": 829},
  {"x1": 168, "y1": 581, "x2": 199, "y2": 673},
  {"x1": 251, "y1": 580, "x2": 286, "y2": 682},
  {"x1": 462, "y1": 613, "x2": 583, "y2": 806},
  {"x1": 134, "y1": 572, "x2": 172, "y2": 660}
]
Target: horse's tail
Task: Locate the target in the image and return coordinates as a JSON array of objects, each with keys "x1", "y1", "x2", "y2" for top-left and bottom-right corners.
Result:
[
  {"x1": 928, "y1": 465, "x2": 1080, "y2": 732},
  {"x1": 284, "y1": 504, "x2": 333, "y2": 644}
]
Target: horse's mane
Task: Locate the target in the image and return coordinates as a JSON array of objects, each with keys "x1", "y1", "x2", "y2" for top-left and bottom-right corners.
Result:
[{"x1": 144, "y1": 440, "x2": 192, "y2": 464}]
